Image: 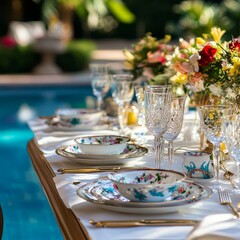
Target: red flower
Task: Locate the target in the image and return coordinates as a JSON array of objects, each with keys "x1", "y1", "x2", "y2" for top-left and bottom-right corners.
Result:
[
  {"x1": 0, "y1": 36, "x2": 17, "y2": 48},
  {"x1": 198, "y1": 45, "x2": 217, "y2": 66},
  {"x1": 229, "y1": 38, "x2": 240, "y2": 52}
]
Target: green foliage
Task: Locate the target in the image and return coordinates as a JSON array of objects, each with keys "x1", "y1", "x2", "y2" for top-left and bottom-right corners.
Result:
[
  {"x1": 167, "y1": 0, "x2": 232, "y2": 39},
  {"x1": 41, "y1": 0, "x2": 135, "y2": 33},
  {"x1": 0, "y1": 45, "x2": 40, "y2": 74},
  {"x1": 56, "y1": 39, "x2": 96, "y2": 72},
  {"x1": 106, "y1": 0, "x2": 135, "y2": 23},
  {"x1": 0, "y1": 40, "x2": 95, "y2": 73}
]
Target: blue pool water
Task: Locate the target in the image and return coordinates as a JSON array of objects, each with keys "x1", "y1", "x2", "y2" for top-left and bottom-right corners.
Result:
[{"x1": 0, "y1": 85, "x2": 93, "y2": 239}]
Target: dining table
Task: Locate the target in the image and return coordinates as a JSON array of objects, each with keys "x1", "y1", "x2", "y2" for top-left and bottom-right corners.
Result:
[{"x1": 27, "y1": 113, "x2": 240, "y2": 240}]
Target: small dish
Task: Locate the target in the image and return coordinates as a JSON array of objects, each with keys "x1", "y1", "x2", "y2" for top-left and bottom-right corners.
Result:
[
  {"x1": 108, "y1": 169, "x2": 185, "y2": 202},
  {"x1": 55, "y1": 108, "x2": 103, "y2": 127},
  {"x1": 182, "y1": 151, "x2": 214, "y2": 179},
  {"x1": 74, "y1": 135, "x2": 130, "y2": 155},
  {"x1": 55, "y1": 143, "x2": 148, "y2": 165}
]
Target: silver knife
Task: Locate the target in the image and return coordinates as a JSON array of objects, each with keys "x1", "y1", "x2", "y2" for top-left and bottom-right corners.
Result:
[{"x1": 89, "y1": 219, "x2": 199, "y2": 228}]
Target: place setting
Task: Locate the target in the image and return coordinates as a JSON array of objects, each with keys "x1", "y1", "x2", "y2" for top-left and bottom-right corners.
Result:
[
  {"x1": 44, "y1": 108, "x2": 111, "y2": 131},
  {"x1": 55, "y1": 134, "x2": 148, "y2": 167}
]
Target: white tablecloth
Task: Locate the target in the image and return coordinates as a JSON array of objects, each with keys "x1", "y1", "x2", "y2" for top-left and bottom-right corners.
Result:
[{"x1": 28, "y1": 118, "x2": 240, "y2": 240}]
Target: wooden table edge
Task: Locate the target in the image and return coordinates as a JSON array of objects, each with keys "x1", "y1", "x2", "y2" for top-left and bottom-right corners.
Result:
[{"x1": 27, "y1": 138, "x2": 90, "y2": 240}]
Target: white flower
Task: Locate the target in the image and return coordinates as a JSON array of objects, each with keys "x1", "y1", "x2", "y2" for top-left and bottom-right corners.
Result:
[
  {"x1": 195, "y1": 80, "x2": 205, "y2": 92},
  {"x1": 189, "y1": 53, "x2": 200, "y2": 72},
  {"x1": 208, "y1": 84, "x2": 222, "y2": 96},
  {"x1": 226, "y1": 88, "x2": 236, "y2": 98}
]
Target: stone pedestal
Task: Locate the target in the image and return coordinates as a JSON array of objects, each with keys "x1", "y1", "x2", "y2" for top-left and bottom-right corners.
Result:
[{"x1": 33, "y1": 36, "x2": 65, "y2": 75}]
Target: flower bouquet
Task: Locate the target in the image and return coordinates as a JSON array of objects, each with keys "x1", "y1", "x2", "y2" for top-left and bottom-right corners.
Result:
[
  {"x1": 123, "y1": 33, "x2": 174, "y2": 85},
  {"x1": 170, "y1": 27, "x2": 240, "y2": 105}
]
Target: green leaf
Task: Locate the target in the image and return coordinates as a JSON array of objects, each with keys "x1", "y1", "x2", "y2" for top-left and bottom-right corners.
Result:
[{"x1": 106, "y1": 0, "x2": 135, "y2": 23}]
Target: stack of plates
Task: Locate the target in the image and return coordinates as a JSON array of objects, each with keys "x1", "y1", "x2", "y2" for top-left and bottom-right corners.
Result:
[
  {"x1": 56, "y1": 144, "x2": 148, "y2": 165},
  {"x1": 76, "y1": 177, "x2": 213, "y2": 214}
]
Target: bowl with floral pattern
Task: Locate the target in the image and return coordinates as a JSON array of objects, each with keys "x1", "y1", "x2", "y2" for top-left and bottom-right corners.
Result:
[
  {"x1": 55, "y1": 108, "x2": 103, "y2": 127},
  {"x1": 74, "y1": 135, "x2": 131, "y2": 155},
  {"x1": 108, "y1": 169, "x2": 185, "y2": 202}
]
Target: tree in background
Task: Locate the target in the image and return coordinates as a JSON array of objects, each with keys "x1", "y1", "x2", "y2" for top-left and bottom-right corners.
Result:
[
  {"x1": 40, "y1": 0, "x2": 135, "y2": 40},
  {"x1": 166, "y1": 0, "x2": 232, "y2": 39}
]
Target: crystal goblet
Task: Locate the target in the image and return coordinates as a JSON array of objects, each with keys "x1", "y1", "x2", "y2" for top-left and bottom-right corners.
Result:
[
  {"x1": 163, "y1": 95, "x2": 187, "y2": 169},
  {"x1": 197, "y1": 105, "x2": 234, "y2": 190},
  {"x1": 144, "y1": 89, "x2": 172, "y2": 169},
  {"x1": 90, "y1": 63, "x2": 110, "y2": 111},
  {"x1": 110, "y1": 74, "x2": 134, "y2": 133},
  {"x1": 223, "y1": 114, "x2": 240, "y2": 192}
]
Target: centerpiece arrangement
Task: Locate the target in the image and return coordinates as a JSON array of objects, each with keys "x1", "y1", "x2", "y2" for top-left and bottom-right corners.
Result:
[
  {"x1": 123, "y1": 33, "x2": 174, "y2": 85},
  {"x1": 124, "y1": 27, "x2": 240, "y2": 105},
  {"x1": 170, "y1": 27, "x2": 240, "y2": 105}
]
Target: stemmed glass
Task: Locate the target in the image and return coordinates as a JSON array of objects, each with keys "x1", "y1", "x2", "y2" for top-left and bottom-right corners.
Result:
[
  {"x1": 163, "y1": 95, "x2": 187, "y2": 169},
  {"x1": 223, "y1": 114, "x2": 240, "y2": 192},
  {"x1": 89, "y1": 63, "x2": 110, "y2": 110},
  {"x1": 144, "y1": 87, "x2": 172, "y2": 169},
  {"x1": 197, "y1": 105, "x2": 234, "y2": 190},
  {"x1": 110, "y1": 74, "x2": 134, "y2": 133}
]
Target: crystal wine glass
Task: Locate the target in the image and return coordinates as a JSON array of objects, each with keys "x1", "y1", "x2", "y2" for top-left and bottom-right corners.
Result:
[
  {"x1": 90, "y1": 63, "x2": 109, "y2": 110},
  {"x1": 197, "y1": 105, "x2": 234, "y2": 190},
  {"x1": 223, "y1": 114, "x2": 240, "y2": 192},
  {"x1": 144, "y1": 88, "x2": 172, "y2": 169},
  {"x1": 110, "y1": 74, "x2": 134, "y2": 133},
  {"x1": 163, "y1": 95, "x2": 187, "y2": 169}
]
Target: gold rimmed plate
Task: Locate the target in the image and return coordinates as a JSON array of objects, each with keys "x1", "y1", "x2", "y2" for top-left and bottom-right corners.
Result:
[
  {"x1": 55, "y1": 143, "x2": 148, "y2": 165},
  {"x1": 45, "y1": 117, "x2": 109, "y2": 131},
  {"x1": 76, "y1": 177, "x2": 213, "y2": 214}
]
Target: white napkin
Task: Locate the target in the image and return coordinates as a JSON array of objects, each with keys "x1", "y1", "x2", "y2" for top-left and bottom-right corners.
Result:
[{"x1": 187, "y1": 214, "x2": 240, "y2": 240}]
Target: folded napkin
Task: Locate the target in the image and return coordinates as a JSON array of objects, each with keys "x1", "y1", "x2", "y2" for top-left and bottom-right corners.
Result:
[{"x1": 187, "y1": 214, "x2": 240, "y2": 240}]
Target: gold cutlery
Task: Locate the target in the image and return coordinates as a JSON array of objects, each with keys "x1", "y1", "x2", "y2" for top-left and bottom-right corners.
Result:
[
  {"x1": 220, "y1": 162, "x2": 237, "y2": 189},
  {"x1": 218, "y1": 188, "x2": 239, "y2": 218},
  {"x1": 89, "y1": 219, "x2": 199, "y2": 228},
  {"x1": 57, "y1": 166, "x2": 154, "y2": 174}
]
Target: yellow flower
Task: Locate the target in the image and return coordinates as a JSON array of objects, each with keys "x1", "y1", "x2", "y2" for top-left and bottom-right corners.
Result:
[
  {"x1": 123, "y1": 50, "x2": 134, "y2": 61},
  {"x1": 210, "y1": 27, "x2": 226, "y2": 43},
  {"x1": 196, "y1": 37, "x2": 205, "y2": 45},
  {"x1": 229, "y1": 56, "x2": 240, "y2": 76},
  {"x1": 209, "y1": 112, "x2": 214, "y2": 119},
  {"x1": 124, "y1": 60, "x2": 133, "y2": 70},
  {"x1": 171, "y1": 72, "x2": 188, "y2": 85}
]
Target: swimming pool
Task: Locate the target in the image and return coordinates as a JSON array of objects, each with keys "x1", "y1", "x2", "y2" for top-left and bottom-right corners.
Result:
[{"x1": 0, "y1": 85, "x2": 93, "y2": 239}]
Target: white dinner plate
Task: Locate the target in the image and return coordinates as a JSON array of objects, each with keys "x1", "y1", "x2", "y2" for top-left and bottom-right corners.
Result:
[
  {"x1": 55, "y1": 144, "x2": 148, "y2": 165},
  {"x1": 76, "y1": 177, "x2": 213, "y2": 214},
  {"x1": 45, "y1": 117, "x2": 109, "y2": 131}
]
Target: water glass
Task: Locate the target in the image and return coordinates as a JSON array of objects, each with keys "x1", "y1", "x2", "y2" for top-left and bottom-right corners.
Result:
[
  {"x1": 163, "y1": 95, "x2": 186, "y2": 169},
  {"x1": 90, "y1": 63, "x2": 109, "y2": 110},
  {"x1": 111, "y1": 74, "x2": 134, "y2": 133},
  {"x1": 223, "y1": 114, "x2": 240, "y2": 192},
  {"x1": 197, "y1": 105, "x2": 234, "y2": 190},
  {"x1": 144, "y1": 89, "x2": 172, "y2": 168}
]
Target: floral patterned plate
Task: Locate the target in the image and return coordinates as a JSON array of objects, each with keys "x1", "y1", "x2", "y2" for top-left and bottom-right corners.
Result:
[
  {"x1": 55, "y1": 144, "x2": 148, "y2": 165},
  {"x1": 76, "y1": 177, "x2": 213, "y2": 214},
  {"x1": 45, "y1": 117, "x2": 109, "y2": 131}
]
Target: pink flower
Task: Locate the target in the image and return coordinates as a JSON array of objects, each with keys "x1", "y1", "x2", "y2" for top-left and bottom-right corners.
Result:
[
  {"x1": 0, "y1": 36, "x2": 17, "y2": 48},
  {"x1": 189, "y1": 72, "x2": 203, "y2": 83},
  {"x1": 173, "y1": 62, "x2": 191, "y2": 74},
  {"x1": 229, "y1": 38, "x2": 240, "y2": 52},
  {"x1": 147, "y1": 51, "x2": 166, "y2": 64}
]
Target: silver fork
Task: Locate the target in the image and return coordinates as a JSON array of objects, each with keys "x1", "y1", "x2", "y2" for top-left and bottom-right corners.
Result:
[{"x1": 218, "y1": 188, "x2": 239, "y2": 218}]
